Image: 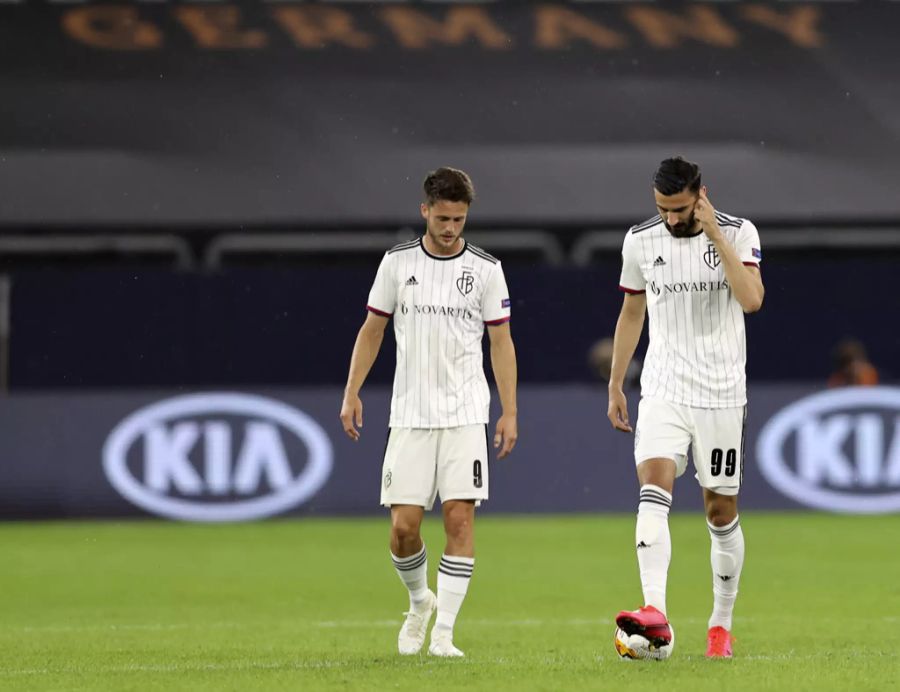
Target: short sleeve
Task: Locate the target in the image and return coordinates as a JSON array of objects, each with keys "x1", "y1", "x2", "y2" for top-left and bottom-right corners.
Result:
[
  {"x1": 735, "y1": 220, "x2": 762, "y2": 267},
  {"x1": 618, "y1": 232, "x2": 646, "y2": 294},
  {"x1": 366, "y1": 253, "x2": 396, "y2": 317},
  {"x1": 482, "y1": 262, "x2": 511, "y2": 325}
]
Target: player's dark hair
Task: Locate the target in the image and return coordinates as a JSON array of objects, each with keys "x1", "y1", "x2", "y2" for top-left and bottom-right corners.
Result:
[
  {"x1": 653, "y1": 157, "x2": 702, "y2": 196},
  {"x1": 423, "y1": 167, "x2": 475, "y2": 206}
]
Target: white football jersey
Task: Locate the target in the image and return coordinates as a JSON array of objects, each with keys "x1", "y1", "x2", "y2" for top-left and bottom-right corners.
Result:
[
  {"x1": 367, "y1": 238, "x2": 511, "y2": 428},
  {"x1": 618, "y1": 211, "x2": 762, "y2": 409}
]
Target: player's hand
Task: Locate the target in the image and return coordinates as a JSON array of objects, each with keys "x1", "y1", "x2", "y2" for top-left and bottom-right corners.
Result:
[
  {"x1": 694, "y1": 187, "x2": 721, "y2": 239},
  {"x1": 607, "y1": 388, "x2": 633, "y2": 433},
  {"x1": 340, "y1": 393, "x2": 363, "y2": 441},
  {"x1": 494, "y1": 413, "x2": 518, "y2": 459}
]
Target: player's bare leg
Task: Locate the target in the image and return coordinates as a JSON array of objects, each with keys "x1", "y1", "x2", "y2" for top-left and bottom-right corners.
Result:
[
  {"x1": 703, "y1": 489, "x2": 742, "y2": 658},
  {"x1": 390, "y1": 504, "x2": 435, "y2": 655},
  {"x1": 390, "y1": 504, "x2": 425, "y2": 557},
  {"x1": 616, "y1": 458, "x2": 676, "y2": 646},
  {"x1": 637, "y1": 458, "x2": 676, "y2": 494},
  {"x1": 442, "y1": 498, "x2": 475, "y2": 557},
  {"x1": 429, "y1": 499, "x2": 475, "y2": 657}
]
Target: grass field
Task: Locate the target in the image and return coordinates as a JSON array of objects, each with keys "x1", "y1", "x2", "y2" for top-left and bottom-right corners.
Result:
[{"x1": 1, "y1": 513, "x2": 898, "y2": 691}]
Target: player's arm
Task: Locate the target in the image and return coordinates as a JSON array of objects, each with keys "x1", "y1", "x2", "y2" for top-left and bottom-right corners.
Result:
[
  {"x1": 695, "y1": 189, "x2": 764, "y2": 313},
  {"x1": 727, "y1": 263, "x2": 763, "y2": 313},
  {"x1": 340, "y1": 311, "x2": 389, "y2": 441},
  {"x1": 607, "y1": 293, "x2": 646, "y2": 433},
  {"x1": 488, "y1": 321, "x2": 518, "y2": 459}
]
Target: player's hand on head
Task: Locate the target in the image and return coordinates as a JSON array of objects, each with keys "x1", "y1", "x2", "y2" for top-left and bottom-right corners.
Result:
[
  {"x1": 494, "y1": 414, "x2": 518, "y2": 459},
  {"x1": 695, "y1": 186, "x2": 719, "y2": 235},
  {"x1": 607, "y1": 389, "x2": 633, "y2": 433},
  {"x1": 340, "y1": 394, "x2": 363, "y2": 441}
]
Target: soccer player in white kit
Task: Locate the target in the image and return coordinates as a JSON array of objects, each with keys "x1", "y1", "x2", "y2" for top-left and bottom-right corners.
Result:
[
  {"x1": 607, "y1": 157, "x2": 764, "y2": 658},
  {"x1": 340, "y1": 168, "x2": 519, "y2": 657}
]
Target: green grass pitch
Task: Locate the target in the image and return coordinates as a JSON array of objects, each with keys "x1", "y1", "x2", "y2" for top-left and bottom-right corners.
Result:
[{"x1": 1, "y1": 513, "x2": 898, "y2": 691}]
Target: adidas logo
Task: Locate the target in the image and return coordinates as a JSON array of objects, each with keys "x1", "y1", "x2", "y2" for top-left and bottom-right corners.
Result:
[
  {"x1": 717, "y1": 574, "x2": 733, "y2": 582},
  {"x1": 653, "y1": 256, "x2": 666, "y2": 266},
  {"x1": 637, "y1": 541, "x2": 650, "y2": 549},
  {"x1": 405, "y1": 276, "x2": 418, "y2": 286}
]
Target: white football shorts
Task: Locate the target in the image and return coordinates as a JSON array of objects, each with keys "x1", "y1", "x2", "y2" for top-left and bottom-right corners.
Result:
[
  {"x1": 380, "y1": 424, "x2": 489, "y2": 510},
  {"x1": 633, "y1": 397, "x2": 747, "y2": 496}
]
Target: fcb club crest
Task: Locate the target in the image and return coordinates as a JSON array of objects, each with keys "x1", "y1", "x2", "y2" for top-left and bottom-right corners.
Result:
[
  {"x1": 456, "y1": 270, "x2": 474, "y2": 296},
  {"x1": 703, "y1": 243, "x2": 721, "y2": 270}
]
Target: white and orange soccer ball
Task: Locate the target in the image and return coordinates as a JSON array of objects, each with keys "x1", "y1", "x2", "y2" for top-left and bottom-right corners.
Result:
[{"x1": 613, "y1": 625, "x2": 675, "y2": 661}]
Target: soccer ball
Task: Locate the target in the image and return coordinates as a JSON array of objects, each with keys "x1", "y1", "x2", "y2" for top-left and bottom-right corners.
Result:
[{"x1": 614, "y1": 624, "x2": 675, "y2": 661}]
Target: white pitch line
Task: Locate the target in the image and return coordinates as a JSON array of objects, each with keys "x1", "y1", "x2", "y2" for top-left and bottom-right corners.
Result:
[
  {"x1": 5, "y1": 615, "x2": 899, "y2": 634},
  {"x1": 0, "y1": 660, "x2": 354, "y2": 677},
  {"x1": 311, "y1": 615, "x2": 900, "y2": 628},
  {"x1": 11, "y1": 622, "x2": 244, "y2": 634},
  {"x1": 1, "y1": 651, "x2": 897, "y2": 677},
  {"x1": 314, "y1": 617, "x2": 674, "y2": 628},
  {"x1": 3, "y1": 618, "x2": 616, "y2": 633}
]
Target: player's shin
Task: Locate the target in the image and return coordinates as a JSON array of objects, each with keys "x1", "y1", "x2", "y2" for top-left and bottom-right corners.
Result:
[
  {"x1": 434, "y1": 555, "x2": 474, "y2": 636},
  {"x1": 707, "y1": 516, "x2": 744, "y2": 631},
  {"x1": 391, "y1": 544, "x2": 431, "y2": 609},
  {"x1": 635, "y1": 484, "x2": 673, "y2": 614}
]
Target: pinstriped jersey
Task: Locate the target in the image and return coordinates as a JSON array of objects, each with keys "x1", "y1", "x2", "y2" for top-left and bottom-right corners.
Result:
[
  {"x1": 618, "y1": 211, "x2": 762, "y2": 409},
  {"x1": 367, "y1": 238, "x2": 511, "y2": 428}
]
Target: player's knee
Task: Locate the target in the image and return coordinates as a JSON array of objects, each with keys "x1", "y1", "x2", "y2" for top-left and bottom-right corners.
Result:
[
  {"x1": 706, "y1": 499, "x2": 737, "y2": 526},
  {"x1": 443, "y1": 507, "x2": 473, "y2": 542},
  {"x1": 391, "y1": 516, "x2": 421, "y2": 546},
  {"x1": 636, "y1": 459, "x2": 676, "y2": 492}
]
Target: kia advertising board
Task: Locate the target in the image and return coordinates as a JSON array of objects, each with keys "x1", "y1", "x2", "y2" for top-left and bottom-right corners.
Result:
[
  {"x1": 757, "y1": 387, "x2": 900, "y2": 514},
  {"x1": 0, "y1": 385, "x2": 897, "y2": 520},
  {"x1": 102, "y1": 393, "x2": 333, "y2": 521}
]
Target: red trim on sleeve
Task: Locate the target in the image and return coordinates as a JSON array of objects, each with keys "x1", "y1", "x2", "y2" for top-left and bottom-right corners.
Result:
[
  {"x1": 366, "y1": 305, "x2": 392, "y2": 317},
  {"x1": 742, "y1": 262, "x2": 760, "y2": 268},
  {"x1": 484, "y1": 316, "x2": 511, "y2": 326},
  {"x1": 618, "y1": 285, "x2": 646, "y2": 295}
]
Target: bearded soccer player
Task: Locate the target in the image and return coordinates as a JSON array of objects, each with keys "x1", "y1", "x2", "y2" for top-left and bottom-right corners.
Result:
[
  {"x1": 607, "y1": 157, "x2": 764, "y2": 659},
  {"x1": 340, "y1": 167, "x2": 518, "y2": 657}
]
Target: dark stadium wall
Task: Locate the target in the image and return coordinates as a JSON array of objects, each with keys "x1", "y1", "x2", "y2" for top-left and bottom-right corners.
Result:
[
  {"x1": 1, "y1": 1, "x2": 900, "y2": 226},
  {"x1": 8, "y1": 257, "x2": 898, "y2": 389}
]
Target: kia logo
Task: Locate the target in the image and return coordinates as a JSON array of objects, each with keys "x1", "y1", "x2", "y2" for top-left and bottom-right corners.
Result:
[
  {"x1": 103, "y1": 393, "x2": 333, "y2": 521},
  {"x1": 757, "y1": 387, "x2": 900, "y2": 513}
]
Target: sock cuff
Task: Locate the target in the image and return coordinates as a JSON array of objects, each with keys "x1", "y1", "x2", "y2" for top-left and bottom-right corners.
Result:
[
  {"x1": 438, "y1": 554, "x2": 474, "y2": 578},
  {"x1": 708, "y1": 515, "x2": 740, "y2": 537},
  {"x1": 391, "y1": 545, "x2": 427, "y2": 571},
  {"x1": 639, "y1": 484, "x2": 672, "y2": 511}
]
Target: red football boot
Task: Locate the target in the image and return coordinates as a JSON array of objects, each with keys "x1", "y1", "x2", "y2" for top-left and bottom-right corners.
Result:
[
  {"x1": 615, "y1": 606, "x2": 673, "y2": 648},
  {"x1": 705, "y1": 626, "x2": 734, "y2": 658}
]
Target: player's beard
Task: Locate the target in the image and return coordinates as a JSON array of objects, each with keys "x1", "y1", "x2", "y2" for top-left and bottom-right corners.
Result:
[
  {"x1": 665, "y1": 212, "x2": 699, "y2": 238},
  {"x1": 428, "y1": 225, "x2": 462, "y2": 252}
]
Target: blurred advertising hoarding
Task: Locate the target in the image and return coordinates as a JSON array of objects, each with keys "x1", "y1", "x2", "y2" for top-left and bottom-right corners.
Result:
[{"x1": 1, "y1": 385, "x2": 898, "y2": 520}]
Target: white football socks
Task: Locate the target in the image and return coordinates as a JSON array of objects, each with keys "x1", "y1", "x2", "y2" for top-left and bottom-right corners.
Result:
[
  {"x1": 434, "y1": 555, "x2": 474, "y2": 636},
  {"x1": 708, "y1": 515, "x2": 744, "y2": 631},
  {"x1": 391, "y1": 544, "x2": 430, "y2": 610},
  {"x1": 636, "y1": 484, "x2": 673, "y2": 615}
]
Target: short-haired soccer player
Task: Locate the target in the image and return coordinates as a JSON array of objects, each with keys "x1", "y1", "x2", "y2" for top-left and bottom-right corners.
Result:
[
  {"x1": 607, "y1": 157, "x2": 764, "y2": 658},
  {"x1": 340, "y1": 168, "x2": 518, "y2": 657}
]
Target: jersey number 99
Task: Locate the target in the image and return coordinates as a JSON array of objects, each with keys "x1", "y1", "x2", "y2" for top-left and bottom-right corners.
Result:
[{"x1": 710, "y1": 448, "x2": 737, "y2": 477}]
